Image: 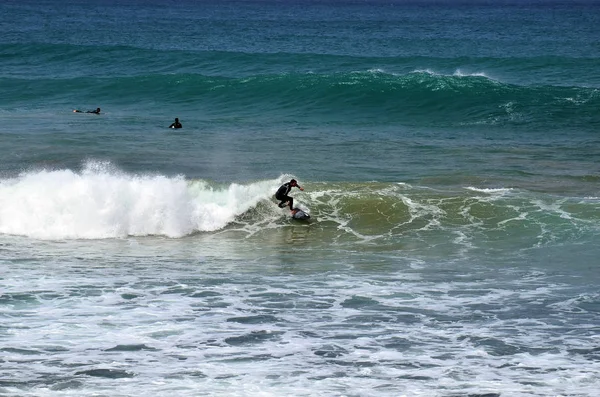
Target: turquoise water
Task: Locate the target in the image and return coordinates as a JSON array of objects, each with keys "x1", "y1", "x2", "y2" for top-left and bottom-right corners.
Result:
[{"x1": 1, "y1": 1, "x2": 599, "y2": 396}]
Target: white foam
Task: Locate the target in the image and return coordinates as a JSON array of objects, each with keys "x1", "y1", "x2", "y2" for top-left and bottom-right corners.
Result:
[
  {"x1": 2, "y1": 247, "x2": 600, "y2": 397},
  {"x1": 410, "y1": 68, "x2": 438, "y2": 76},
  {"x1": 410, "y1": 69, "x2": 494, "y2": 81},
  {"x1": 453, "y1": 69, "x2": 490, "y2": 78},
  {"x1": 465, "y1": 186, "x2": 513, "y2": 194},
  {"x1": 0, "y1": 162, "x2": 279, "y2": 239},
  {"x1": 532, "y1": 199, "x2": 573, "y2": 220}
]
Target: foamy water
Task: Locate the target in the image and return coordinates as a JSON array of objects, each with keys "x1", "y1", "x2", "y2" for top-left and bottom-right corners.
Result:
[
  {"x1": 0, "y1": 162, "x2": 282, "y2": 239},
  {"x1": 2, "y1": 242, "x2": 599, "y2": 397}
]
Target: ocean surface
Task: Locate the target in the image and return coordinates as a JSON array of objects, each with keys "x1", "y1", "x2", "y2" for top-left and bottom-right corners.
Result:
[{"x1": 1, "y1": 0, "x2": 600, "y2": 396}]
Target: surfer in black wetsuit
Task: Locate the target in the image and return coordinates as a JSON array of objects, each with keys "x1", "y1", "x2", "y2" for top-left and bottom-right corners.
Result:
[
  {"x1": 275, "y1": 179, "x2": 304, "y2": 210},
  {"x1": 73, "y1": 107, "x2": 101, "y2": 114},
  {"x1": 169, "y1": 118, "x2": 182, "y2": 129}
]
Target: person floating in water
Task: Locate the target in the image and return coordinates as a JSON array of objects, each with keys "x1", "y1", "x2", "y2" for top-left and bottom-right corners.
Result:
[
  {"x1": 73, "y1": 107, "x2": 101, "y2": 114},
  {"x1": 169, "y1": 118, "x2": 182, "y2": 129},
  {"x1": 275, "y1": 179, "x2": 304, "y2": 210}
]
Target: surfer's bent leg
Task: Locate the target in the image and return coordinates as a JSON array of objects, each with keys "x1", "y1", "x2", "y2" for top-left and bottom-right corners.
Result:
[{"x1": 276, "y1": 194, "x2": 291, "y2": 208}]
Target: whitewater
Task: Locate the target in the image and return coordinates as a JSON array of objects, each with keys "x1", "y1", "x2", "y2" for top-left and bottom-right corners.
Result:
[{"x1": 0, "y1": 162, "x2": 281, "y2": 239}]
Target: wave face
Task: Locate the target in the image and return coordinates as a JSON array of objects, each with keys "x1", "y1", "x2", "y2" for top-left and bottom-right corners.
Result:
[
  {"x1": 2, "y1": 163, "x2": 598, "y2": 246},
  {"x1": 2, "y1": 62, "x2": 599, "y2": 129}
]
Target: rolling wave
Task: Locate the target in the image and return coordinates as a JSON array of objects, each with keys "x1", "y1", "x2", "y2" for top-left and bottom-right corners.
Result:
[
  {"x1": 3, "y1": 42, "x2": 600, "y2": 82},
  {"x1": 1, "y1": 163, "x2": 597, "y2": 242},
  {"x1": 2, "y1": 42, "x2": 599, "y2": 128},
  {"x1": 0, "y1": 162, "x2": 281, "y2": 239},
  {"x1": 2, "y1": 67, "x2": 598, "y2": 128}
]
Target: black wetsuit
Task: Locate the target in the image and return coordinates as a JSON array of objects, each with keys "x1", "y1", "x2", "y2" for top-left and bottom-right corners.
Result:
[
  {"x1": 74, "y1": 109, "x2": 100, "y2": 114},
  {"x1": 275, "y1": 182, "x2": 295, "y2": 209}
]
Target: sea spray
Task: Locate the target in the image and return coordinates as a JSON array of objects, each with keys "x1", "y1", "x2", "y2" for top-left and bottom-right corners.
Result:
[{"x1": 0, "y1": 162, "x2": 279, "y2": 239}]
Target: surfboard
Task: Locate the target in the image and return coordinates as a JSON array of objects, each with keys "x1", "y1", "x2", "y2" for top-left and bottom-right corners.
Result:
[{"x1": 291, "y1": 208, "x2": 310, "y2": 220}]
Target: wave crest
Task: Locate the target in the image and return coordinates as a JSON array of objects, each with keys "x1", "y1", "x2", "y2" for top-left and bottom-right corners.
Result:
[{"x1": 0, "y1": 162, "x2": 278, "y2": 239}]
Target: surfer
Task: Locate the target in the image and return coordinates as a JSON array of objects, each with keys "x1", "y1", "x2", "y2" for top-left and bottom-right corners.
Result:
[
  {"x1": 73, "y1": 107, "x2": 101, "y2": 114},
  {"x1": 275, "y1": 179, "x2": 304, "y2": 210},
  {"x1": 169, "y1": 118, "x2": 182, "y2": 129}
]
